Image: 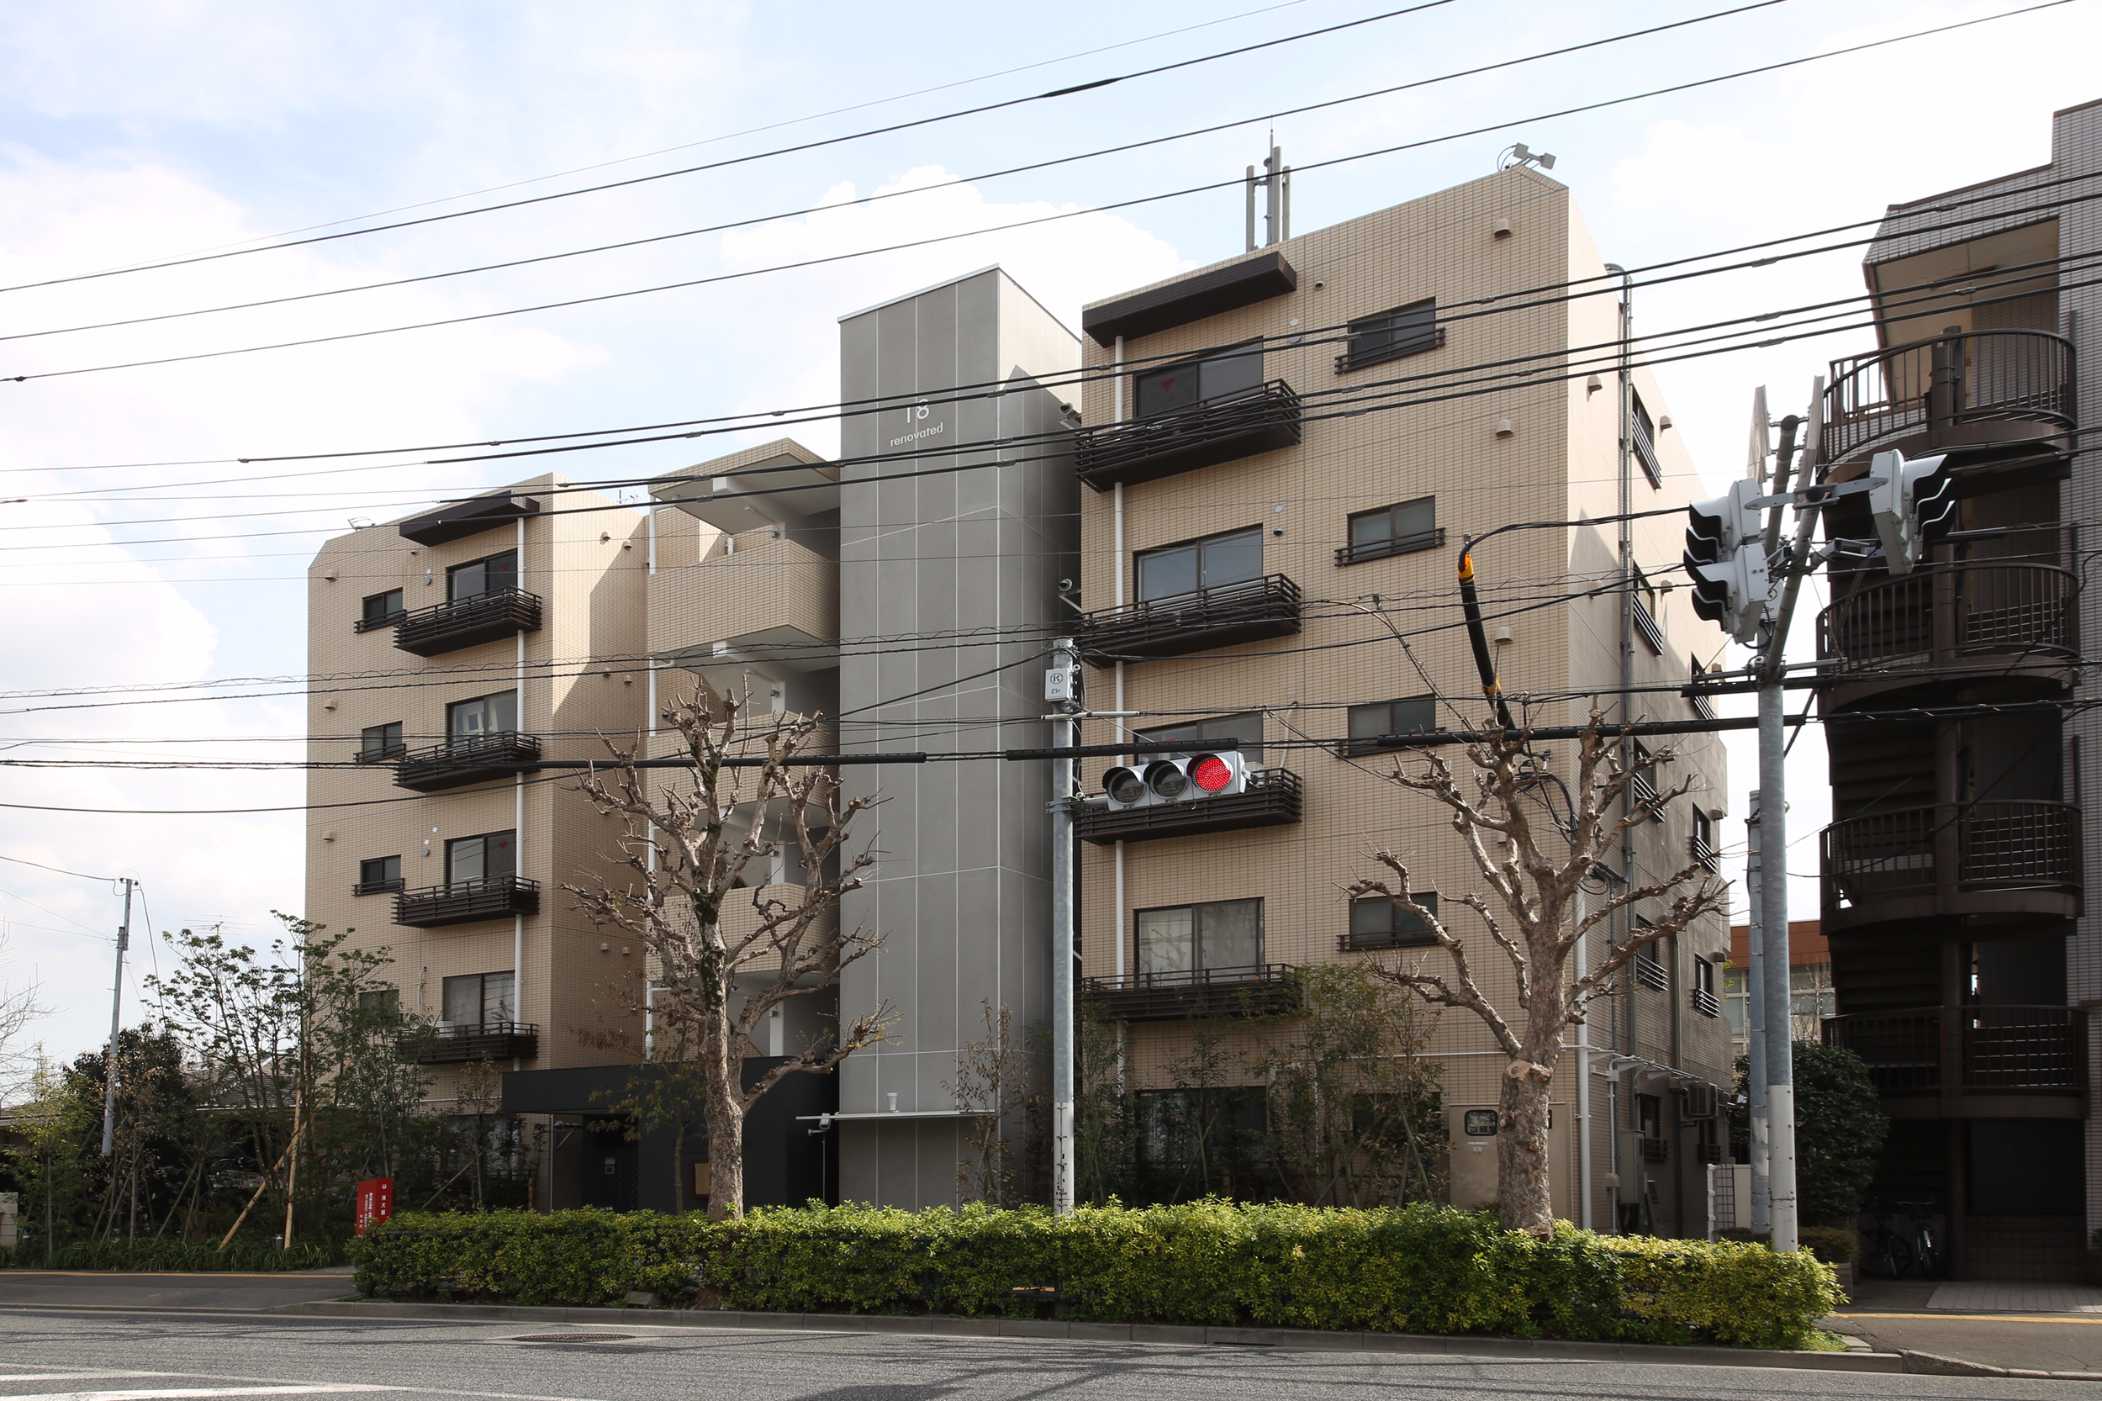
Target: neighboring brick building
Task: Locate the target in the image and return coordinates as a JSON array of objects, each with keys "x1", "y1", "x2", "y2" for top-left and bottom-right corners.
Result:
[{"x1": 1723, "y1": 919, "x2": 1835, "y2": 1061}]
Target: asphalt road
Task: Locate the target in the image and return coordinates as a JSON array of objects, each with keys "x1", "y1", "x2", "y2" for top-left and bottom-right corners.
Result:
[
  {"x1": 1, "y1": 1303, "x2": 2099, "y2": 1401},
  {"x1": 0, "y1": 1270, "x2": 354, "y2": 1313}
]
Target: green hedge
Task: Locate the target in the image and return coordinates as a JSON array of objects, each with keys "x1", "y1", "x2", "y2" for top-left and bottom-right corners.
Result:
[
  {"x1": 352, "y1": 1202, "x2": 1839, "y2": 1349},
  {"x1": 3, "y1": 1238, "x2": 341, "y2": 1271}
]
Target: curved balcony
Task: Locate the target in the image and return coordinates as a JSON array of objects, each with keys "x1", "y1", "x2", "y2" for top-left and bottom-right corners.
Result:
[
  {"x1": 396, "y1": 732, "x2": 542, "y2": 792},
  {"x1": 1820, "y1": 800, "x2": 2081, "y2": 934},
  {"x1": 392, "y1": 588, "x2": 542, "y2": 657},
  {"x1": 1819, "y1": 329, "x2": 2074, "y2": 478},
  {"x1": 1817, "y1": 561, "x2": 2080, "y2": 704},
  {"x1": 1084, "y1": 963, "x2": 1301, "y2": 1022},
  {"x1": 394, "y1": 876, "x2": 540, "y2": 928},
  {"x1": 1823, "y1": 1005, "x2": 2086, "y2": 1118},
  {"x1": 1077, "y1": 574, "x2": 1302, "y2": 663},
  {"x1": 1073, "y1": 381, "x2": 1302, "y2": 491}
]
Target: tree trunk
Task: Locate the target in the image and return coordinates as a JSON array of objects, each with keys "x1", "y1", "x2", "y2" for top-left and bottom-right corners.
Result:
[
  {"x1": 705, "y1": 1094, "x2": 744, "y2": 1220},
  {"x1": 1496, "y1": 1064, "x2": 1555, "y2": 1234}
]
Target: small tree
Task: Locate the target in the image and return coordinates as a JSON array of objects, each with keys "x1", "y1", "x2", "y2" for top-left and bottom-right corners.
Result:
[
  {"x1": 0, "y1": 933, "x2": 46, "y2": 1103},
  {"x1": 950, "y1": 1002, "x2": 1048, "y2": 1206},
  {"x1": 1072, "y1": 1009, "x2": 1136, "y2": 1205},
  {"x1": 568, "y1": 684, "x2": 891, "y2": 1218},
  {"x1": 1781, "y1": 1040, "x2": 1888, "y2": 1226},
  {"x1": 1353, "y1": 712, "x2": 1727, "y2": 1234}
]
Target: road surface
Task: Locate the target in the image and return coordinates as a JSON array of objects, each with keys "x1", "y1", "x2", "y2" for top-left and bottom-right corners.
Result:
[{"x1": 0, "y1": 1296, "x2": 2098, "y2": 1400}]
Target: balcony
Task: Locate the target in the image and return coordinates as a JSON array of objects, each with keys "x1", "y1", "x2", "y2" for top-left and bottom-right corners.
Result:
[
  {"x1": 1077, "y1": 574, "x2": 1302, "y2": 663},
  {"x1": 1817, "y1": 561, "x2": 2080, "y2": 703},
  {"x1": 403, "y1": 1020, "x2": 539, "y2": 1064},
  {"x1": 1072, "y1": 382, "x2": 1302, "y2": 491},
  {"x1": 396, "y1": 732, "x2": 542, "y2": 792},
  {"x1": 394, "y1": 877, "x2": 541, "y2": 929},
  {"x1": 1819, "y1": 329, "x2": 2075, "y2": 475},
  {"x1": 1820, "y1": 800, "x2": 2081, "y2": 934},
  {"x1": 391, "y1": 588, "x2": 543, "y2": 657},
  {"x1": 650, "y1": 534, "x2": 838, "y2": 672},
  {"x1": 1075, "y1": 768, "x2": 1302, "y2": 845},
  {"x1": 1823, "y1": 1005, "x2": 2087, "y2": 1116},
  {"x1": 1689, "y1": 833, "x2": 1721, "y2": 875},
  {"x1": 1084, "y1": 964, "x2": 1301, "y2": 1022},
  {"x1": 1692, "y1": 986, "x2": 1721, "y2": 1018}
]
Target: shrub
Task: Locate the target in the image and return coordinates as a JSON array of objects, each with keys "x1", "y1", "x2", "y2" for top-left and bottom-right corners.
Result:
[
  {"x1": 1786, "y1": 1042, "x2": 1889, "y2": 1226},
  {"x1": 357, "y1": 1202, "x2": 1840, "y2": 1348},
  {"x1": 1797, "y1": 1225, "x2": 1857, "y2": 1266}
]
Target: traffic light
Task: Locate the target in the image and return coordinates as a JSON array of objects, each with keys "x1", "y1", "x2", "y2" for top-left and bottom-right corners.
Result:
[
  {"x1": 1866, "y1": 448, "x2": 1957, "y2": 575},
  {"x1": 1683, "y1": 479, "x2": 1771, "y2": 645},
  {"x1": 1100, "y1": 751, "x2": 1249, "y2": 811}
]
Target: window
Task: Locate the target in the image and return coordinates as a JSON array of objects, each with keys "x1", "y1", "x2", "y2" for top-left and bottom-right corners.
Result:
[
  {"x1": 1635, "y1": 1092, "x2": 1662, "y2": 1140},
  {"x1": 1346, "y1": 891, "x2": 1439, "y2": 951},
  {"x1": 1721, "y1": 964, "x2": 1748, "y2": 1039},
  {"x1": 355, "y1": 855, "x2": 402, "y2": 895},
  {"x1": 1136, "y1": 711, "x2": 1264, "y2": 766},
  {"x1": 357, "y1": 987, "x2": 400, "y2": 1021},
  {"x1": 1689, "y1": 652, "x2": 1715, "y2": 720},
  {"x1": 447, "y1": 690, "x2": 519, "y2": 740},
  {"x1": 1345, "y1": 696, "x2": 1437, "y2": 756},
  {"x1": 358, "y1": 721, "x2": 404, "y2": 762},
  {"x1": 1135, "y1": 898, "x2": 1261, "y2": 977},
  {"x1": 1632, "y1": 390, "x2": 1662, "y2": 488},
  {"x1": 446, "y1": 829, "x2": 517, "y2": 887},
  {"x1": 1691, "y1": 808, "x2": 1718, "y2": 872},
  {"x1": 447, "y1": 549, "x2": 518, "y2": 602},
  {"x1": 360, "y1": 588, "x2": 405, "y2": 630},
  {"x1": 1629, "y1": 740, "x2": 1659, "y2": 814},
  {"x1": 1631, "y1": 563, "x2": 1664, "y2": 653},
  {"x1": 1340, "y1": 298, "x2": 1441, "y2": 371},
  {"x1": 1134, "y1": 525, "x2": 1263, "y2": 602},
  {"x1": 1340, "y1": 496, "x2": 1442, "y2": 565},
  {"x1": 441, "y1": 970, "x2": 515, "y2": 1029},
  {"x1": 1692, "y1": 957, "x2": 1719, "y2": 1017},
  {"x1": 1135, "y1": 1087, "x2": 1268, "y2": 1172},
  {"x1": 1131, "y1": 342, "x2": 1263, "y2": 419}
]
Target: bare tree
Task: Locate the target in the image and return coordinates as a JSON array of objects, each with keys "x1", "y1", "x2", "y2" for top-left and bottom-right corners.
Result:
[
  {"x1": 567, "y1": 683, "x2": 891, "y2": 1218},
  {"x1": 1352, "y1": 711, "x2": 1726, "y2": 1235},
  {"x1": 0, "y1": 933, "x2": 47, "y2": 1102}
]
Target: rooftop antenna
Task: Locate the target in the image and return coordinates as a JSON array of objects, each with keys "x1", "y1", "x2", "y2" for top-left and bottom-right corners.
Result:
[
  {"x1": 1244, "y1": 134, "x2": 1290, "y2": 252},
  {"x1": 1498, "y1": 141, "x2": 1558, "y2": 173}
]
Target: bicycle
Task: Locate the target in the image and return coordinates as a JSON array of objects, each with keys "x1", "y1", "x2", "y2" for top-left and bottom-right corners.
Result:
[{"x1": 1863, "y1": 1200, "x2": 1941, "y2": 1278}]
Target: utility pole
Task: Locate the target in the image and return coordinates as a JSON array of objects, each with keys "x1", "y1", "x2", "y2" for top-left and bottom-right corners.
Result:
[
  {"x1": 1046, "y1": 638, "x2": 1082, "y2": 1214},
  {"x1": 1745, "y1": 790, "x2": 1770, "y2": 1234},
  {"x1": 99, "y1": 876, "x2": 134, "y2": 1158}
]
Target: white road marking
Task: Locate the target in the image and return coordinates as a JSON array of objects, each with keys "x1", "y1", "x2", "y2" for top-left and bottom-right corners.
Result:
[
  {"x1": 0, "y1": 1376, "x2": 158, "y2": 1384},
  {"x1": 17, "y1": 1390, "x2": 395, "y2": 1400}
]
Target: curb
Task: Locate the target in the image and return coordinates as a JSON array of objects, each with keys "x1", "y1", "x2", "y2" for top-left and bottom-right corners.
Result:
[
  {"x1": 1899, "y1": 1348, "x2": 2102, "y2": 1382},
  {"x1": 279, "y1": 1299, "x2": 1905, "y2": 1373}
]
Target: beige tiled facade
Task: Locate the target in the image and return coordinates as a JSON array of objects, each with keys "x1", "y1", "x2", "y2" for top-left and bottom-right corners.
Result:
[
  {"x1": 303, "y1": 474, "x2": 650, "y2": 1106},
  {"x1": 1075, "y1": 169, "x2": 1730, "y2": 1233}
]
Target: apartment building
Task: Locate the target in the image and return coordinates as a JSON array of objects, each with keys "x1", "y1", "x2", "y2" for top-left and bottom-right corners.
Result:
[
  {"x1": 1814, "y1": 101, "x2": 2100, "y2": 1280},
  {"x1": 1069, "y1": 166, "x2": 1732, "y2": 1235},
  {"x1": 304, "y1": 474, "x2": 658, "y2": 1207},
  {"x1": 1723, "y1": 919, "x2": 1835, "y2": 1061}
]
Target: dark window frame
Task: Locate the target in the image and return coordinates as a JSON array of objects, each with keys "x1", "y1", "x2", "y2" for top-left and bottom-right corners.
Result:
[
  {"x1": 1130, "y1": 340, "x2": 1265, "y2": 420},
  {"x1": 1344, "y1": 695, "x2": 1437, "y2": 756},
  {"x1": 440, "y1": 969, "x2": 517, "y2": 1029},
  {"x1": 1692, "y1": 956, "x2": 1720, "y2": 1018},
  {"x1": 1632, "y1": 916, "x2": 1669, "y2": 990},
  {"x1": 1132, "y1": 523, "x2": 1265, "y2": 603},
  {"x1": 355, "y1": 854, "x2": 402, "y2": 895},
  {"x1": 1344, "y1": 890, "x2": 1441, "y2": 951},
  {"x1": 1338, "y1": 496, "x2": 1444, "y2": 566},
  {"x1": 358, "y1": 588, "x2": 405, "y2": 632},
  {"x1": 1337, "y1": 298, "x2": 1443, "y2": 373},
  {"x1": 1629, "y1": 739, "x2": 1660, "y2": 816},
  {"x1": 1631, "y1": 563, "x2": 1665, "y2": 654},
  {"x1": 446, "y1": 689, "x2": 520, "y2": 740},
  {"x1": 1135, "y1": 711, "x2": 1265, "y2": 767},
  {"x1": 357, "y1": 720, "x2": 405, "y2": 763},
  {"x1": 444, "y1": 828, "x2": 518, "y2": 888},
  {"x1": 446, "y1": 549, "x2": 520, "y2": 603},
  {"x1": 1131, "y1": 897, "x2": 1264, "y2": 978}
]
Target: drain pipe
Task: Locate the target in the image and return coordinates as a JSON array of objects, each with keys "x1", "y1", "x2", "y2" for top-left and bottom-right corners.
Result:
[
  {"x1": 1111, "y1": 334, "x2": 1128, "y2": 982},
  {"x1": 1575, "y1": 881, "x2": 1593, "y2": 1231}
]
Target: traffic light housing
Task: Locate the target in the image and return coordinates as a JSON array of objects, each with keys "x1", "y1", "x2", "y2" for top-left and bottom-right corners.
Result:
[
  {"x1": 1866, "y1": 448, "x2": 1957, "y2": 575},
  {"x1": 1101, "y1": 751, "x2": 1249, "y2": 811},
  {"x1": 1683, "y1": 479, "x2": 1771, "y2": 645}
]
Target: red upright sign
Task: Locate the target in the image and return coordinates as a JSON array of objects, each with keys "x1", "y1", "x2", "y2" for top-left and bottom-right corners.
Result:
[{"x1": 354, "y1": 1177, "x2": 395, "y2": 1235}]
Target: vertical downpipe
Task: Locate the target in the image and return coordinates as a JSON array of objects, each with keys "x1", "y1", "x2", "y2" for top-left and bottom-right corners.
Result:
[
  {"x1": 1574, "y1": 883, "x2": 1593, "y2": 1230},
  {"x1": 514, "y1": 515, "x2": 527, "y2": 1069},
  {"x1": 644, "y1": 502, "x2": 659, "y2": 1055},
  {"x1": 1111, "y1": 335, "x2": 1128, "y2": 981}
]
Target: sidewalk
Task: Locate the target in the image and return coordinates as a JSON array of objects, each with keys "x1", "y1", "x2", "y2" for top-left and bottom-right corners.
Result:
[{"x1": 1833, "y1": 1278, "x2": 2102, "y2": 1378}]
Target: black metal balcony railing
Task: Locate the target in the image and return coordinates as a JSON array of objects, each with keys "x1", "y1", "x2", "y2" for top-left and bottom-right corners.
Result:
[
  {"x1": 1690, "y1": 833, "x2": 1721, "y2": 875},
  {"x1": 1077, "y1": 574, "x2": 1303, "y2": 663},
  {"x1": 1819, "y1": 562, "x2": 2080, "y2": 679},
  {"x1": 353, "y1": 742, "x2": 407, "y2": 765},
  {"x1": 395, "y1": 732, "x2": 542, "y2": 792},
  {"x1": 393, "y1": 587, "x2": 543, "y2": 657},
  {"x1": 1823, "y1": 1005, "x2": 2087, "y2": 1099},
  {"x1": 1632, "y1": 600, "x2": 1666, "y2": 655},
  {"x1": 1075, "y1": 768, "x2": 1302, "y2": 845},
  {"x1": 402, "y1": 1020, "x2": 539, "y2": 1065},
  {"x1": 1691, "y1": 986, "x2": 1721, "y2": 1018},
  {"x1": 1633, "y1": 954, "x2": 1670, "y2": 992},
  {"x1": 394, "y1": 876, "x2": 541, "y2": 929},
  {"x1": 1821, "y1": 329, "x2": 2075, "y2": 468},
  {"x1": 1821, "y1": 799, "x2": 2082, "y2": 927},
  {"x1": 1084, "y1": 963, "x2": 1301, "y2": 1022},
  {"x1": 1073, "y1": 382, "x2": 1302, "y2": 491},
  {"x1": 351, "y1": 877, "x2": 404, "y2": 897},
  {"x1": 1335, "y1": 326, "x2": 1445, "y2": 375},
  {"x1": 1334, "y1": 527, "x2": 1447, "y2": 568}
]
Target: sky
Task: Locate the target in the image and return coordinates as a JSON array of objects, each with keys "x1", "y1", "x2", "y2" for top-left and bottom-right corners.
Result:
[{"x1": 1, "y1": 0, "x2": 2097, "y2": 1070}]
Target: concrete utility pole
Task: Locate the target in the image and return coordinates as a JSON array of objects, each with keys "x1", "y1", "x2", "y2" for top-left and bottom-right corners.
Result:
[
  {"x1": 1046, "y1": 639, "x2": 1081, "y2": 1214},
  {"x1": 99, "y1": 876, "x2": 134, "y2": 1158},
  {"x1": 1745, "y1": 792, "x2": 1770, "y2": 1234}
]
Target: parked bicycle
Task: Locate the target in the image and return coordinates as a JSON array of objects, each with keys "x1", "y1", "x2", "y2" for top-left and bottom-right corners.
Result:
[{"x1": 1863, "y1": 1200, "x2": 1942, "y2": 1278}]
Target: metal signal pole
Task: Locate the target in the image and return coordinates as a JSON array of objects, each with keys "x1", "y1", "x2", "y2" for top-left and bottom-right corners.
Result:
[{"x1": 1047, "y1": 639, "x2": 1081, "y2": 1214}]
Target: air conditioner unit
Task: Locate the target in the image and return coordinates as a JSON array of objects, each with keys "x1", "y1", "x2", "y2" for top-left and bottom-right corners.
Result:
[{"x1": 1679, "y1": 1082, "x2": 1720, "y2": 1120}]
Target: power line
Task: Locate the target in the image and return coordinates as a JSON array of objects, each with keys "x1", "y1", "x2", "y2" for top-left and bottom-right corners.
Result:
[
  {"x1": 0, "y1": 852, "x2": 123, "y2": 883},
  {"x1": 0, "y1": 2, "x2": 1791, "y2": 348},
  {"x1": 0, "y1": 1, "x2": 1454, "y2": 300},
  {"x1": 2, "y1": 0, "x2": 2065, "y2": 385}
]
